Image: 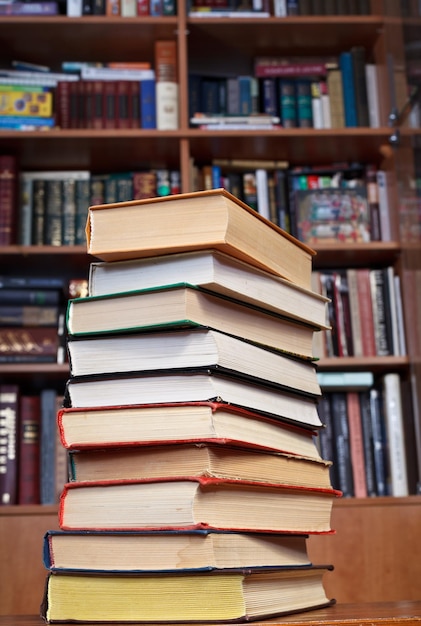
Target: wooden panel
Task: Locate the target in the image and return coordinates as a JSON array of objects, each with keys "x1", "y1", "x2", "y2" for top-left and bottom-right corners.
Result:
[
  {"x1": 307, "y1": 496, "x2": 421, "y2": 603},
  {"x1": 0, "y1": 507, "x2": 60, "y2": 616}
]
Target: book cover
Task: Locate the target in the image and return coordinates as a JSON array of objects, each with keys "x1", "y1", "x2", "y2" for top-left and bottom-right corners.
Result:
[
  {"x1": 155, "y1": 40, "x2": 178, "y2": 130},
  {"x1": 358, "y1": 390, "x2": 377, "y2": 497},
  {"x1": 339, "y1": 51, "x2": 358, "y2": 127},
  {"x1": 382, "y1": 373, "x2": 409, "y2": 497},
  {"x1": 58, "y1": 401, "x2": 324, "y2": 460},
  {"x1": 18, "y1": 395, "x2": 41, "y2": 505},
  {"x1": 0, "y1": 155, "x2": 17, "y2": 246},
  {"x1": 346, "y1": 391, "x2": 368, "y2": 498},
  {"x1": 84, "y1": 188, "x2": 316, "y2": 290},
  {"x1": 330, "y1": 392, "x2": 354, "y2": 497},
  {"x1": 0, "y1": 326, "x2": 61, "y2": 363},
  {"x1": 58, "y1": 475, "x2": 340, "y2": 532},
  {"x1": 350, "y1": 46, "x2": 369, "y2": 127},
  {"x1": 43, "y1": 529, "x2": 312, "y2": 573},
  {"x1": 0, "y1": 385, "x2": 19, "y2": 505},
  {"x1": 40, "y1": 389, "x2": 58, "y2": 505},
  {"x1": 41, "y1": 566, "x2": 334, "y2": 623}
]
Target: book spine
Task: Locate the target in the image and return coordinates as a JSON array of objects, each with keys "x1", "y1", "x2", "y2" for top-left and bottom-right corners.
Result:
[
  {"x1": 331, "y1": 391, "x2": 354, "y2": 496},
  {"x1": 18, "y1": 395, "x2": 41, "y2": 505},
  {"x1": 346, "y1": 268, "x2": 364, "y2": 357},
  {"x1": 356, "y1": 268, "x2": 377, "y2": 356},
  {"x1": 326, "y1": 65, "x2": 345, "y2": 128},
  {"x1": 140, "y1": 79, "x2": 157, "y2": 129},
  {"x1": 376, "y1": 170, "x2": 393, "y2": 241},
  {"x1": 358, "y1": 390, "x2": 378, "y2": 497},
  {"x1": 351, "y1": 46, "x2": 369, "y2": 127},
  {"x1": 382, "y1": 373, "x2": 409, "y2": 497},
  {"x1": 369, "y1": 386, "x2": 390, "y2": 496},
  {"x1": 278, "y1": 79, "x2": 296, "y2": 128},
  {"x1": 255, "y1": 168, "x2": 271, "y2": 221},
  {"x1": 61, "y1": 178, "x2": 77, "y2": 246},
  {"x1": 346, "y1": 391, "x2": 368, "y2": 497},
  {"x1": 44, "y1": 180, "x2": 63, "y2": 246},
  {"x1": 40, "y1": 389, "x2": 58, "y2": 505},
  {"x1": 364, "y1": 63, "x2": 381, "y2": 127},
  {"x1": 0, "y1": 385, "x2": 19, "y2": 505},
  {"x1": 369, "y1": 268, "x2": 392, "y2": 356},
  {"x1": 295, "y1": 79, "x2": 313, "y2": 128},
  {"x1": 0, "y1": 305, "x2": 59, "y2": 327},
  {"x1": 155, "y1": 40, "x2": 179, "y2": 130},
  {"x1": 339, "y1": 51, "x2": 358, "y2": 127},
  {"x1": 0, "y1": 155, "x2": 17, "y2": 246}
]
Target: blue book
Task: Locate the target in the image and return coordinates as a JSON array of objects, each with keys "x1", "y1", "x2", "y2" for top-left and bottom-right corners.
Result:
[
  {"x1": 0, "y1": 115, "x2": 54, "y2": 128},
  {"x1": 260, "y1": 77, "x2": 278, "y2": 116},
  {"x1": 339, "y1": 51, "x2": 358, "y2": 127},
  {"x1": 140, "y1": 78, "x2": 156, "y2": 129}
]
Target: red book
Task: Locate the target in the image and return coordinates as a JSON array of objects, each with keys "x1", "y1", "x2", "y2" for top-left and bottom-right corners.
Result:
[
  {"x1": 0, "y1": 155, "x2": 17, "y2": 246},
  {"x1": 356, "y1": 268, "x2": 377, "y2": 356},
  {"x1": 91, "y1": 80, "x2": 104, "y2": 129},
  {"x1": 346, "y1": 390, "x2": 367, "y2": 498},
  {"x1": 132, "y1": 170, "x2": 157, "y2": 199},
  {"x1": 59, "y1": 475, "x2": 340, "y2": 532},
  {"x1": 128, "y1": 80, "x2": 140, "y2": 128},
  {"x1": 116, "y1": 80, "x2": 131, "y2": 129},
  {"x1": 0, "y1": 384, "x2": 19, "y2": 505},
  {"x1": 103, "y1": 81, "x2": 117, "y2": 129},
  {"x1": 136, "y1": 0, "x2": 149, "y2": 14},
  {"x1": 18, "y1": 395, "x2": 41, "y2": 505},
  {"x1": 56, "y1": 81, "x2": 72, "y2": 129}
]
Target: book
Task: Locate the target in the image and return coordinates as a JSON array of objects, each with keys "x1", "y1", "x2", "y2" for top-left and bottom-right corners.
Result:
[
  {"x1": 0, "y1": 2, "x2": 58, "y2": 15},
  {"x1": 0, "y1": 326, "x2": 63, "y2": 363},
  {"x1": 66, "y1": 284, "x2": 317, "y2": 360},
  {"x1": 382, "y1": 373, "x2": 409, "y2": 497},
  {"x1": 59, "y1": 475, "x2": 339, "y2": 532},
  {"x1": 155, "y1": 40, "x2": 178, "y2": 130},
  {"x1": 346, "y1": 391, "x2": 368, "y2": 498},
  {"x1": 67, "y1": 328, "x2": 321, "y2": 398},
  {"x1": 43, "y1": 529, "x2": 312, "y2": 573},
  {"x1": 369, "y1": 386, "x2": 390, "y2": 496},
  {"x1": 58, "y1": 401, "x2": 324, "y2": 460},
  {"x1": 41, "y1": 566, "x2": 334, "y2": 623},
  {"x1": 84, "y1": 188, "x2": 316, "y2": 290},
  {"x1": 68, "y1": 441, "x2": 332, "y2": 488},
  {"x1": 18, "y1": 395, "x2": 41, "y2": 505},
  {"x1": 365, "y1": 63, "x2": 381, "y2": 127},
  {"x1": 0, "y1": 385, "x2": 19, "y2": 505},
  {"x1": 64, "y1": 370, "x2": 323, "y2": 430},
  {"x1": 0, "y1": 155, "x2": 17, "y2": 246},
  {"x1": 356, "y1": 268, "x2": 377, "y2": 356},
  {"x1": 330, "y1": 392, "x2": 354, "y2": 497},
  {"x1": 339, "y1": 51, "x2": 358, "y2": 127},
  {"x1": 350, "y1": 46, "x2": 369, "y2": 127},
  {"x1": 40, "y1": 389, "x2": 58, "y2": 505}
]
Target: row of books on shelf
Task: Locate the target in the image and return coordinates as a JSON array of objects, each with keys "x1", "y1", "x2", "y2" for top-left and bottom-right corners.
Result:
[
  {"x1": 191, "y1": 160, "x2": 394, "y2": 243},
  {"x1": 190, "y1": 48, "x2": 381, "y2": 129},
  {"x1": 0, "y1": 41, "x2": 178, "y2": 131},
  {"x1": 0, "y1": 385, "x2": 67, "y2": 506},
  {"x1": 316, "y1": 373, "x2": 420, "y2": 498},
  {"x1": 0, "y1": 0, "x2": 175, "y2": 15},
  {"x1": 40, "y1": 187, "x2": 338, "y2": 622},
  {"x1": 312, "y1": 267, "x2": 406, "y2": 359},
  {"x1": 188, "y1": 0, "x2": 371, "y2": 17}
]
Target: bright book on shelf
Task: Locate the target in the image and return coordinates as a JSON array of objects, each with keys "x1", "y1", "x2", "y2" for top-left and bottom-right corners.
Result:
[
  {"x1": 58, "y1": 476, "x2": 340, "y2": 532},
  {"x1": 57, "y1": 401, "x2": 324, "y2": 460},
  {"x1": 66, "y1": 284, "x2": 318, "y2": 360},
  {"x1": 84, "y1": 188, "x2": 316, "y2": 290},
  {"x1": 88, "y1": 250, "x2": 329, "y2": 329},
  {"x1": 63, "y1": 370, "x2": 323, "y2": 429},
  {"x1": 43, "y1": 529, "x2": 312, "y2": 573},
  {"x1": 67, "y1": 328, "x2": 321, "y2": 398},
  {"x1": 41, "y1": 565, "x2": 334, "y2": 623},
  {"x1": 67, "y1": 441, "x2": 332, "y2": 489}
]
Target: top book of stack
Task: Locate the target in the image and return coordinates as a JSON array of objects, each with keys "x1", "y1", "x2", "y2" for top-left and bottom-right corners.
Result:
[{"x1": 85, "y1": 188, "x2": 316, "y2": 290}]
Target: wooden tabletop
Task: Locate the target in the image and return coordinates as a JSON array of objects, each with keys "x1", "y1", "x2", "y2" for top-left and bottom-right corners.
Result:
[{"x1": 2, "y1": 602, "x2": 421, "y2": 626}]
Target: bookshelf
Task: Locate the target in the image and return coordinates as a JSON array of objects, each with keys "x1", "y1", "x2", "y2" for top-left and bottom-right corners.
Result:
[{"x1": 1, "y1": 0, "x2": 420, "y2": 614}]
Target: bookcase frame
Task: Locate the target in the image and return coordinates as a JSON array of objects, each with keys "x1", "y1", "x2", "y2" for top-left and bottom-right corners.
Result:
[{"x1": 1, "y1": 0, "x2": 420, "y2": 613}]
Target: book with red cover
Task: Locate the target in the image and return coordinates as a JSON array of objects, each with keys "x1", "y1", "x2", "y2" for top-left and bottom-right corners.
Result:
[
  {"x1": 0, "y1": 384, "x2": 19, "y2": 505},
  {"x1": 57, "y1": 401, "x2": 324, "y2": 460},
  {"x1": 346, "y1": 390, "x2": 367, "y2": 498},
  {"x1": 0, "y1": 155, "x2": 17, "y2": 246},
  {"x1": 356, "y1": 268, "x2": 377, "y2": 356},
  {"x1": 59, "y1": 475, "x2": 340, "y2": 532},
  {"x1": 18, "y1": 395, "x2": 41, "y2": 504}
]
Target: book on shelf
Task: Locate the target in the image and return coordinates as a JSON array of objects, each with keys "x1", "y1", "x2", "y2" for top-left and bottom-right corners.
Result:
[
  {"x1": 0, "y1": 384, "x2": 19, "y2": 505},
  {"x1": 0, "y1": 2, "x2": 58, "y2": 15},
  {"x1": 339, "y1": 51, "x2": 358, "y2": 127},
  {"x1": 68, "y1": 441, "x2": 332, "y2": 489},
  {"x1": 358, "y1": 389, "x2": 378, "y2": 497},
  {"x1": 330, "y1": 392, "x2": 354, "y2": 497},
  {"x1": 18, "y1": 395, "x2": 41, "y2": 505},
  {"x1": 41, "y1": 565, "x2": 334, "y2": 623},
  {"x1": 0, "y1": 155, "x2": 17, "y2": 246},
  {"x1": 346, "y1": 390, "x2": 368, "y2": 498},
  {"x1": 67, "y1": 327, "x2": 322, "y2": 398},
  {"x1": 350, "y1": 46, "x2": 370, "y2": 127},
  {"x1": 190, "y1": 114, "x2": 280, "y2": 126},
  {"x1": 58, "y1": 401, "x2": 324, "y2": 460},
  {"x1": 317, "y1": 371, "x2": 374, "y2": 391},
  {"x1": 369, "y1": 386, "x2": 390, "y2": 497},
  {"x1": 155, "y1": 40, "x2": 178, "y2": 130},
  {"x1": 382, "y1": 373, "x2": 409, "y2": 497},
  {"x1": 43, "y1": 529, "x2": 312, "y2": 573},
  {"x1": 59, "y1": 475, "x2": 339, "y2": 532},
  {"x1": 84, "y1": 188, "x2": 316, "y2": 290},
  {"x1": 40, "y1": 389, "x2": 58, "y2": 506},
  {"x1": 0, "y1": 325, "x2": 64, "y2": 364},
  {"x1": 66, "y1": 284, "x2": 318, "y2": 360},
  {"x1": 64, "y1": 370, "x2": 323, "y2": 430}
]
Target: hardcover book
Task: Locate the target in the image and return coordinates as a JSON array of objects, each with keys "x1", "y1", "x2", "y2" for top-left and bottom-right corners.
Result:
[
  {"x1": 41, "y1": 565, "x2": 334, "y2": 623},
  {"x1": 67, "y1": 441, "x2": 332, "y2": 488},
  {"x1": 43, "y1": 529, "x2": 312, "y2": 573},
  {"x1": 84, "y1": 188, "x2": 316, "y2": 290},
  {"x1": 58, "y1": 401, "x2": 324, "y2": 460},
  {"x1": 58, "y1": 475, "x2": 340, "y2": 532},
  {"x1": 67, "y1": 327, "x2": 322, "y2": 398},
  {"x1": 66, "y1": 283, "x2": 318, "y2": 360},
  {"x1": 0, "y1": 384, "x2": 19, "y2": 505}
]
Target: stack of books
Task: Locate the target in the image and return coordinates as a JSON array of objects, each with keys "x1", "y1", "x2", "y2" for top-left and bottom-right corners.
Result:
[{"x1": 41, "y1": 188, "x2": 340, "y2": 623}]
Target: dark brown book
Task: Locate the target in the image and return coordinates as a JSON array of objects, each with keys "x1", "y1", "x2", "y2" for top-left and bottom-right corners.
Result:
[
  {"x1": 0, "y1": 385, "x2": 19, "y2": 505},
  {"x1": 351, "y1": 46, "x2": 370, "y2": 127},
  {"x1": 116, "y1": 80, "x2": 131, "y2": 129},
  {"x1": 0, "y1": 155, "x2": 17, "y2": 246},
  {"x1": 128, "y1": 80, "x2": 140, "y2": 128},
  {"x1": 18, "y1": 395, "x2": 41, "y2": 505},
  {"x1": 0, "y1": 326, "x2": 62, "y2": 363},
  {"x1": 132, "y1": 170, "x2": 157, "y2": 199},
  {"x1": 103, "y1": 81, "x2": 117, "y2": 129}
]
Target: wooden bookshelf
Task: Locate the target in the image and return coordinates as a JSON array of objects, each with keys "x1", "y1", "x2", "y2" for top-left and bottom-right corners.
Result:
[{"x1": 0, "y1": 0, "x2": 420, "y2": 616}]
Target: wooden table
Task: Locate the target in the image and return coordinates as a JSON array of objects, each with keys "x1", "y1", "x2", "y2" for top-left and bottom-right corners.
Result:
[{"x1": 2, "y1": 602, "x2": 421, "y2": 625}]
